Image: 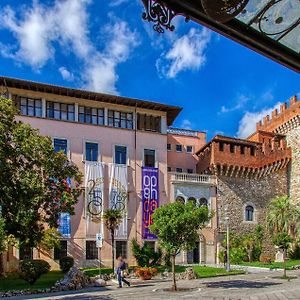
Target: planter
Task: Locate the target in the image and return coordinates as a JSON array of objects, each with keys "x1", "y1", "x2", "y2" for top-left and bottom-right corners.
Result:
[{"x1": 139, "y1": 274, "x2": 152, "y2": 280}]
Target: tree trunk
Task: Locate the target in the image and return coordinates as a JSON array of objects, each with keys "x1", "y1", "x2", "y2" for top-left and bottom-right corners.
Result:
[
  {"x1": 283, "y1": 249, "x2": 287, "y2": 278},
  {"x1": 172, "y1": 253, "x2": 177, "y2": 291},
  {"x1": 0, "y1": 253, "x2": 4, "y2": 277},
  {"x1": 111, "y1": 230, "x2": 115, "y2": 273}
]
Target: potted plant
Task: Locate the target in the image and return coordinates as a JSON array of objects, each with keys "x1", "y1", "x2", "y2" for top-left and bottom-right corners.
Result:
[{"x1": 135, "y1": 267, "x2": 158, "y2": 280}]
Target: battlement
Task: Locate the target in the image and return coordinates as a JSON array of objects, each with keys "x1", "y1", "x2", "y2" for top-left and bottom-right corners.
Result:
[
  {"x1": 256, "y1": 95, "x2": 300, "y2": 134},
  {"x1": 196, "y1": 134, "x2": 291, "y2": 178}
]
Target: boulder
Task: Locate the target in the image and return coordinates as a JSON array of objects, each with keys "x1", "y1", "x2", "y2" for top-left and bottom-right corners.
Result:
[{"x1": 53, "y1": 267, "x2": 91, "y2": 292}]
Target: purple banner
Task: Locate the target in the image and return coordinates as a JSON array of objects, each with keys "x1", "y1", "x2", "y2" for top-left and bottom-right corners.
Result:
[{"x1": 142, "y1": 167, "x2": 159, "y2": 239}]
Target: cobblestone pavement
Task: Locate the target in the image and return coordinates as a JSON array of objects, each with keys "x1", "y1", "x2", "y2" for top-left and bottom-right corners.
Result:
[{"x1": 11, "y1": 270, "x2": 300, "y2": 300}]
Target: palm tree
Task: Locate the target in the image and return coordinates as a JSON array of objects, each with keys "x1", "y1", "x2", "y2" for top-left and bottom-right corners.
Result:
[
  {"x1": 266, "y1": 196, "x2": 300, "y2": 277},
  {"x1": 103, "y1": 209, "x2": 123, "y2": 271},
  {"x1": 267, "y1": 196, "x2": 300, "y2": 237}
]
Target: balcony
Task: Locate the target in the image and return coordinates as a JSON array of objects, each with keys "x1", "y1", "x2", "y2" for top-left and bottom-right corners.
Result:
[{"x1": 170, "y1": 172, "x2": 216, "y2": 185}]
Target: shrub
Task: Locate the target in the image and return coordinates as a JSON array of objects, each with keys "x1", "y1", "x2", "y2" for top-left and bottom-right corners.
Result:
[
  {"x1": 131, "y1": 239, "x2": 161, "y2": 267},
  {"x1": 135, "y1": 267, "x2": 158, "y2": 279},
  {"x1": 289, "y1": 245, "x2": 300, "y2": 259},
  {"x1": 19, "y1": 259, "x2": 50, "y2": 285},
  {"x1": 59, "y1": 256, "x2": 74, "y2": 273},
  {"x1": 259, "y1": 254, "x2": 272, "y2": 263}
]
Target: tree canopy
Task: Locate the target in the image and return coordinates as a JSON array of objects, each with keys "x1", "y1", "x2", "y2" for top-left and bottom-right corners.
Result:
[
  {"x1": 150, "y1": 201, "x2": 211, "y2": 290},
  {"x1": 0, "y1": 97, "x2": 82, "y2": 249}
]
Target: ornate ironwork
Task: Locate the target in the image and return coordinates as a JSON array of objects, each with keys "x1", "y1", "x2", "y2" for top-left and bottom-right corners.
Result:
[
  {"x1": 201, "y1": 0, "x2": 249, "y2": 23},
  {"x1": 249, "y1": 0, "x2": 300, "y2": 42},
  {"x1": 141, "y1": 0, "x2": 189, "y2": 33}
]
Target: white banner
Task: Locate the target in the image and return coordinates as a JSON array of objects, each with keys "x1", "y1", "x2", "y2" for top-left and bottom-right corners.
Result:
[
  {"x1": 85, "y1": 162, "x2": 104, "y2": 234},
  {"x1": 108, "y1": 163, "x2": 128, "y2": 238}
]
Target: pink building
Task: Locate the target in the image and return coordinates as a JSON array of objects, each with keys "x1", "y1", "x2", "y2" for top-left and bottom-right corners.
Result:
[{"x1": 0, "y1": 77, "x2": 217, "y2": 270}]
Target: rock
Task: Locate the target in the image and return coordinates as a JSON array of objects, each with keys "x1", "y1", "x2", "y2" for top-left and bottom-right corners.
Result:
[
  {"x1": 94, "y1": 278, "x2": 106, "y2": 287},
  {"x1": 53, "y1": 267, "x2": 91, "y2": 292}
]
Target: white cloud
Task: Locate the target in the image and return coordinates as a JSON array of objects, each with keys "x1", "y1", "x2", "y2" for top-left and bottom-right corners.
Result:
[
  {"x1": 0, "y1": 5, "x2": 55, "y2": 68},
  {"x1": 58, "y1": 67, "x2": 74, "y2": 81},
  {"x1": 220, "y1": 94, "x2": 250, "y2": 114},
  {"x1": 181, "y1": 119, "x2": 193, "y2": 130},
  {"x1": 109, "y1": 0, "x2": 129, "y2": 6},
  {"x1": 0, "y1": 0, "x2": 139, "y2": 94},
  {"x1": 156, "y1": 28, "x2": 211, "y2": 78},
  {"x1": 237, "y1": 102, "x2": 281, "y2": 138}
]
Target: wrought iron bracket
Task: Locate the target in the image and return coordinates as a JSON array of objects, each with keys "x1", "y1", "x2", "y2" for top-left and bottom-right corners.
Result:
[{"x1": 141, "y1": 0, "x2": 189, "y2": 33}]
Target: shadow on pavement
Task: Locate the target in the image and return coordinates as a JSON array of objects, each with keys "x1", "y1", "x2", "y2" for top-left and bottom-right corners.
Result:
[{"x1": 205, "y1": 280, "x2": 282, "y2": 289}]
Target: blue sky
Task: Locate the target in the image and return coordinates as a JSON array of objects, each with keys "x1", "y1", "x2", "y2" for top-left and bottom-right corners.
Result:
[{"x1": 0, "y1": 0, "x2": 299, "y2": 140}]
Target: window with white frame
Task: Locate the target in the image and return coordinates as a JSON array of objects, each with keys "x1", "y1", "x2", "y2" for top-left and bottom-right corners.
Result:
[
  {"x1": 79, "y1": 106, "x2": 104, "y2": 125},
  {"x1": 186, "y1": 145, "x2": 193, "y2": 153},
  {"x1": 167, "y1": 166, "x2": 172, "y2": 172},
  {"x1": 116, "y1": 241, "x2": 127, "y2": 259},
  {"x1": 144, "y1": 149, "x2": 155, "y2": 167},
  {"x1": 85, "y1": 142, "x2": 98, "y2": 162},
  {"x1": 54, "y1": 138, "x2": 68, "y2": 155},
  {"x1": 176, "y1": 144, "x2": 182, "y2": 152},
  {"x1": 46, "y1": 101, "x2": 75, "y2": 121},
  {"x1": 167, "y1": 143, "x2": 171, "y2": 151},
  {"x1": 115, "y1": 145, "x2": 127, "y2": 165},
  {"x1": 19, "y1": 97, "x2": 42, "y2": 117},
  {"x1": 108, "y1": 110, "x2": 133, "y2": 129}
]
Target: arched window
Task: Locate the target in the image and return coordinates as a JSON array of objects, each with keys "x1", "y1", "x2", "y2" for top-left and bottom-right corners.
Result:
[
  {"x1": 187, "y1": 197, "x2": 197, "y2": 206},
  {"x1": 176, "y1": 196, "x2": 185, "y2": 204},
  {"x1": 245, "y1": 205, "x2": 254, "y2": 221},
  {"x1": 199, "y1": 198, "x2": 208, "y2": 207}
]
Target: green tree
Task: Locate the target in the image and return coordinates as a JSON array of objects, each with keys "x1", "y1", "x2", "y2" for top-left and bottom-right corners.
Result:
[
  {"x1": 37, "y1": 228, "x2": 61, "y2": 258},
  {"x1": 150, "y1": 201, "x2": 210, "y2": 291},
  {"x1": 0, "y1": 217, "x2": 6, "y2": 275},
  {"x1": 0, "y1": 97, "x2": 82, "y2": 254},
  {"x1": 103, "y1": 209, "x2": 123, "y2": 271},
  {"x1": 266, "y1": 196, "x2": 300, "y2": 277}
]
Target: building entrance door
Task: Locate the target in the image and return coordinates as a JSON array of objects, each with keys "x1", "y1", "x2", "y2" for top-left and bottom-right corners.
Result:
[{"x1": 187, "y1": 242, "x2": 200, "y2": 264}]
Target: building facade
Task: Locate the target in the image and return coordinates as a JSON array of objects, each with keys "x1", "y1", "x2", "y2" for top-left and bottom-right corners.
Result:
[
  {"x1": 1, "y1": 76, "x2": 299, "y2": 271},
  {"x1": 0, "y1": 77, "x2": 217, "y2": 271}
]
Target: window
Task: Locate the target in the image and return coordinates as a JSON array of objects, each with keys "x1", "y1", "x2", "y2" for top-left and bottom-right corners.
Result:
[
  {"x1": 54, "y1": 240, "x2": 68, "y2": 260},
  {"x1": 19, "y1": 246, "x2": 33, "y2": 260},
  {"x1": 219, "y1": 142, "x2": 224, "y2": 151},
  {"x1": 250, "y1": 147, "x2": 255, "y2": 156},
  {"x1": 167, "y1": 167, "x2": 172, "y2": 172},
  {"x1": 79, "y1": 106, "x2": 104, "y2": 125},
  {"x1": 176, "y1": 168, "x2": 183, "y2": 173},
  {"x1": 186, "y1": 145, "x2": 193, "y2": 153},
  {"x1": 176, "y1": 144, "x2": 182, "y2": 152},
  {"x1": 199, "y1": 198, "x2": 208, "y2": 207},
  {"x1": 116, "y1": 241, "x2": 127, "y2": 259},
  {"x1": 187, "y1": 169, "x2": 193, "y2": 174},
  {"x1": 85, "y1": 142, "x2": 98, "y2": 162},
  {"x1": 167, "y1": 143, "x2": 171, "y2": 151},
  {"x1": 58, "y1": 213, "x2": 71, "y2": 237},
  {"x1": 245, "y1": 205, "x2": 254, "y2": 221},
  {"x1": 18, "y1": 97, "x2": 42, "y2": 117},
  {"x1": 230, "y1": 144, "x2": 235, "y2": 153},
  {"x1": 47, "y1": 102, "x2": 74, "y2": 121},
  {"x1": 144, "y1": 149, "x2": 155, "y2": 167},
  {"x1": 86, "y1": 241, "x2": 98, "y2": 260},
  {"x1": 137, "y1": 114, "x2": 161, "y2": 132},
  {"x1": 115, "y1": 145, "x2": 127, "y2": 165},
  {"x1": 176, "y1": 196, "x2": 185, "y2": 204},
  {"x1": 241, "y1": 146, "x2": 245, "y2": 154},
  {"x1": 108, "y1": 110, "x2": 133, "y2": 129},
  {"x1": 54, "y1": 139, "x2": 68, "y2": 155},
  {"x1": 187, "y1": 197, "x2": 197, "y2": 207}
]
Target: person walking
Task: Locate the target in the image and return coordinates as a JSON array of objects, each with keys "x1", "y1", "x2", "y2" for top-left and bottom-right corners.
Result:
[{"x1": 116, "y1": 256, "x2": 130, "y2": 288}]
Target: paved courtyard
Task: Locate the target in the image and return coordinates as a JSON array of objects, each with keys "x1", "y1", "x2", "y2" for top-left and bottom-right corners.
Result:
[{"x1": 9, "y1": 270, "x2": 300, "y2": 300}]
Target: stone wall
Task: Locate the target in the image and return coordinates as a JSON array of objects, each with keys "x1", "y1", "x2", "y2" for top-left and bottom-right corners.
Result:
[
  {"x1": 216, "y1": 168, "x2": 288, "y2": 255},
  {"x1": 286, "y1": 126, "x2": 300, "y2": 204}
]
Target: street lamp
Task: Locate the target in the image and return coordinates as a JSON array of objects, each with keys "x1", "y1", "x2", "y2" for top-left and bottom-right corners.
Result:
[{"x1": 224, "y1": 207, "x2": 230, "y2": 272}]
